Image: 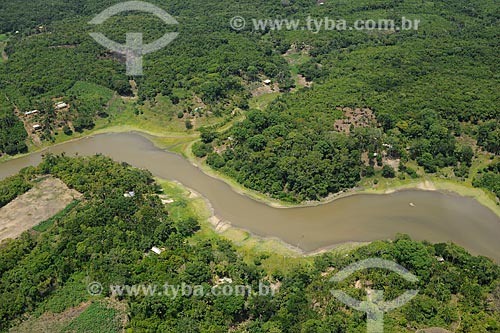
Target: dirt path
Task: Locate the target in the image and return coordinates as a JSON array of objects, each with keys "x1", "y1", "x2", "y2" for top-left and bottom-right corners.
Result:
[{"x1": 0, "y1": 177, "x2": 82, "y2": 242}]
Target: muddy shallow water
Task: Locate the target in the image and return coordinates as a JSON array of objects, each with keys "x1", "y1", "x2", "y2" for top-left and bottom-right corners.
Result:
[{"x1": 1, "y1": 132, "x2": 499, "y2": 261}]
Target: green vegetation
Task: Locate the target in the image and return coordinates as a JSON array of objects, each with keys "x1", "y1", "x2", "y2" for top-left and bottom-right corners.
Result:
[
  {"x1": 0, "y1": 0, "x2": 294, "y2": 154},
  {"x1": 62, "y1": 302, "x2": 121, "y2": 333},
  {"x1": 190, "y1": 0, "x2": 500, "y2": 202},
  {"x1": 0, "y1": 156, "x2": 499, "y2": 332},
  {"x1": 206, "y1": 108, "x2": 362, "y2": 202},
  {"x1": 0, "y1": 171, "x2": 32, "y2": 207},
  {"x1": 474, "y1": 159, "x2": 500, "y2": 200},
  {"x1": 0, "y1": 0, "x2": 499, "y2": 331},
  {"x1": 0, "y1": 94, "x2": 27, "y2": 155},
  {"x1": 0, "y1": 33, "x2": 8, "y2": 64}
]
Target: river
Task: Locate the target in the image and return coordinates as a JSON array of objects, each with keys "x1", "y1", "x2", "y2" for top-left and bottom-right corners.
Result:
[{"x1": 1, "y1": 132, "x2": 499, "y2": 261}]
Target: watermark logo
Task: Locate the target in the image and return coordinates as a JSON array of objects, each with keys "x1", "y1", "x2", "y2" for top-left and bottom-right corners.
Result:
[
  {"x1": 89, "y1": 1, "x2": 179, "y2": 76},
  {"x1": 86, "y1": 281, "x2": 275, "y2": 298},
  {"x1": 230, "y1": 16, "x2": 420, "y2": 33},
  {"x1": 87, "y1": 281, "x2": 104, "y2": 296},
  {"x1": 330, "y1": 259, "x2": 419, "y2": 333}
]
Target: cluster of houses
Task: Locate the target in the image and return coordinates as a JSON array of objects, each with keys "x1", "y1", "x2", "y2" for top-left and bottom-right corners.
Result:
[{"x1": 23, "y1": 101, "x2": 68, "y2": 133}]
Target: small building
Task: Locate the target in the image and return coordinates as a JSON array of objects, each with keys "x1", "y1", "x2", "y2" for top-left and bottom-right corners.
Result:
[
  {"x1": 216, "y1": 277, "x2": 233, "y2": 285},
  {"x1": 32, "y1": 124, "x2": 42, "y2": 130},
  {"x1": 54, "y1": 102, "x2": 68, "y2": 110},
  {"x1": 158, "y1": 194, "x2": 174, "y2": 204},
  {"x1": 161, "y1": 198, "x2": 174, "y2": 204},
  {"x1": 25, "y1": 110, "x2": 39, "y2": 116},
  {"x1": 124, "y1": 191, "x2": 135, "y2": 198},
  {"x1": 151, "y1": 246, "x2": 163, "y2": 255},
  {"x1": 263, "y1": 79, "x2": 272, "y2": 85}
]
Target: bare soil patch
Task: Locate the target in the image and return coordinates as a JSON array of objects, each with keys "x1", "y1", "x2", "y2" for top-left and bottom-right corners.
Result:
[
  {"x1": 0, "y1": 177, "x2": 82, "y2": 242},
  {"x1": 334, "y1": 107, "x2": 377, "y2": 134},
  {"x1": 251, "y1": 82, "x2": 279, "y2": 97},
  {"x1": 10, "y1": 301, "x2": 91, "y2": 333},
  {"x1": 295, "y1": 74, "x2": 312, "y2": 88}
]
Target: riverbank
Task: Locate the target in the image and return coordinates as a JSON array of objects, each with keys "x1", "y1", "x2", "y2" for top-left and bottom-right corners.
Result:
[
  {"x1": 361, "y1": 177, "x2": 500, "y2": 220},
  {"x1": 4, "y1": 126, "x2": 499, "y2": 220},
  {"x1": 2, "y1": 131, "x2": 500, "y2": 263},
  {"x1": 181, "y1": 139, "x2": 500, "y2": 219},
  {"x1": 155, "y1": 177, "x2": 365, "y2": 272}
]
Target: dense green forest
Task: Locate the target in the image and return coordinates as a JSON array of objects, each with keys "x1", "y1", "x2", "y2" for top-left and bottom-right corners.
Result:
[
  {"x1": 194, "y1": 0, "x2": 500, "y2": 202},
  {"x1": 0, "y1": 155, "x2": 499, "y2": 332}
]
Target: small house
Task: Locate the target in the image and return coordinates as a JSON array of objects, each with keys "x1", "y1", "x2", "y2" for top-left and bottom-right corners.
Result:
[
  {"x1": 151, "y1": 246, "x2": 163, "y2": 255},
  {"x1": 33, "y1": 124, "x2": 42, "y2": 130},
  {"x1": 161, "y1": 198, "x2": 174, "y2": 204},
  {"x1": 25, "y1": 110, "x2": 39, "y2": 116},
  {"x1": 216, "y1": 277, "x2": 233, "y2": 285},
  {"x1": 124, "y1": 191, "x2": 136, "y2": 198},
  {"x1": 263, "y1": 79, "x2": 272, "y2": 85},
  {"x1": 158, "y1": 194, "x2": 174, "y2": 204},
  {"x1": 54, "y1": 102, "x2": 68, "y2": 110}
]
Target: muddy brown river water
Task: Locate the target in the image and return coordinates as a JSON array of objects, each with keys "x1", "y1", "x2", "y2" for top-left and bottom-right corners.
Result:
[{"x1": 1, "y1": 132, "x2": 499, "y2": 261}]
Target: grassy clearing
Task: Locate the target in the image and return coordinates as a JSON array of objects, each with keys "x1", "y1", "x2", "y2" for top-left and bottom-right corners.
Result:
[
  {"x1": 283, "y1": 50, "x2": 310, "y2": 76},
  {"x1": 94, "y1": 95, "x2": 219, "y2": 136},
  {"x1": 68, "y1": 81, "x2": 114, "y2": 102},
  {"x1": 283, "y1": 49, "x2": 311, "y2": 87},
  {"x1": 249, "y1": 92, "x2": 280, "y2": 110}
]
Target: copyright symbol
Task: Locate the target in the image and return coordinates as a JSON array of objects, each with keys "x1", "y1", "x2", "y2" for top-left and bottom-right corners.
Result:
[
  {"x1": 87, "y1": 281, "x2": 103, "y2": 296},
  {"x1": 230, "y1": 16, "x2": 246, "y2": 31}
]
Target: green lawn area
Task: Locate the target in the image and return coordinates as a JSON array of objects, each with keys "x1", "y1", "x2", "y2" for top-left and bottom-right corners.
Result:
[
  {"x1": 283, "y1": 49, "x2": 311, "y2": 87},
  {"x1": 284, "y1": 50, "x2": 310, "y2": 76},
  {"x1": 95, "y1": 94, "x2": 220, "y2": 136},
  {"x1": 249, "y1": 92, "x2": 280, "y2": 110},
  {"x1": 68, "y1": 81, "x2": 114, "y2": 102}
]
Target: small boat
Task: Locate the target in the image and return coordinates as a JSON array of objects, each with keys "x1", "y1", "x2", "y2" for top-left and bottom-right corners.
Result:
[{"x1": 409, "y1": 202, "x2": 416, "y2": 207}]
